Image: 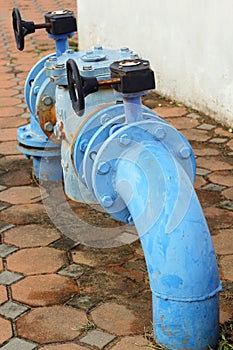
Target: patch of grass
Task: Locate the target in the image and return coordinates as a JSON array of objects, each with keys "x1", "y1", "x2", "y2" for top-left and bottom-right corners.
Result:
[
  {"x1": 68, "y1": 40, "x2": 78, "y2": 51},
  {"x1": 79, "y1": 321, "x2": 96, "y2": 333}
]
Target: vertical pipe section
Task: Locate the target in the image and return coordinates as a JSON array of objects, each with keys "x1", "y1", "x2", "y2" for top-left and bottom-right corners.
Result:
[{"x1": 115, "y1": 142, "x2": 221, "y2": 350}]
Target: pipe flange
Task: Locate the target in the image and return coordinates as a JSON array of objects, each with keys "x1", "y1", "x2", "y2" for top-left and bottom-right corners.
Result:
[
  {"x1": 92, "y1": 120, "x2": 196, "y2": 223},
  {"x1": 72, "y1": 103, "x2": 125, "y2": 178}
]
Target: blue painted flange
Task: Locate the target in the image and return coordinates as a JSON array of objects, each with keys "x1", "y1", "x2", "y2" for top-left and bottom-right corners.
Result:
[{"x1": 91, "y1": 120, "x2": 196, "y2": 223}]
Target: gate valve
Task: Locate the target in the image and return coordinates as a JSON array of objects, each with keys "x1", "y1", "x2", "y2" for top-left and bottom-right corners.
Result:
[
  {"x1": 66, "y1": 58, "x2": 155, "y2": 116},
  {"x1": 12, "y1": 8, "x2": 77, "y2": 51}
]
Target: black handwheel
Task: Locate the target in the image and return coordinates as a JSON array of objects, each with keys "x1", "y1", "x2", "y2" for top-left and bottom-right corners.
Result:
[
  {"x1": 12, "y1": 8, "x2": 24, "y2": 51},
  {"x1": 66, "y1": 59, "x2": 99, "y2": 117},
  {"x1": 66, "y1": 59, "x2": 85, "y2": 116}
]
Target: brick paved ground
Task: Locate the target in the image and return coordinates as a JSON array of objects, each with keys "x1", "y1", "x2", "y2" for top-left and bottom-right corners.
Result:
[{"x1": 0, "y1": 0, "x2": 232, "y2": 349}]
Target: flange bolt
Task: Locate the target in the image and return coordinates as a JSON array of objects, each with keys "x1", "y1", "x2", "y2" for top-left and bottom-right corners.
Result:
[
  {"x1": 97, "y1": 161, "x2": 111, "y2": 175},
  {"x1": 44, "y1": 121, "x2": 54, "y2": 132},
  {"x1": 100, "y1": 195, "x2": 114, "y2": 208}
]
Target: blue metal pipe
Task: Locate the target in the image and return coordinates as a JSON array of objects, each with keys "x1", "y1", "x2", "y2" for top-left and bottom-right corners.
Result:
[{"x1": 114, "y1": 142, "x2": 221, "y2": 349}]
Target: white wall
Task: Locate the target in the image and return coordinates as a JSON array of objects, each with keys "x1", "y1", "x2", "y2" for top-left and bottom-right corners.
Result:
[{"x1": 78, "y1": 0, "x2": 233, "y2": 127}]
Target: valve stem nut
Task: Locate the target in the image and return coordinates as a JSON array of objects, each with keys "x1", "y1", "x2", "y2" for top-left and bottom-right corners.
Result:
[
  {"x1": 100, "y1": 195, "x2": 114, "y2": 208},
  {"x1": 42, "y1": 95, "x2": 53, "y2": 106}
]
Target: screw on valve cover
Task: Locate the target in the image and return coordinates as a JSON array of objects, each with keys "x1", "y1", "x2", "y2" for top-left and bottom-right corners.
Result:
[{"x1": 12, "y1": 8, "x2": 77, "y2": 51}]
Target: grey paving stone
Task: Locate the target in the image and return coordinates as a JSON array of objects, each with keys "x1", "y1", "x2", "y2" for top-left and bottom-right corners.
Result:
[
  {"x1": 58, "y1": 264, "x2": 85, "y2": 278},
  {"x1": 80, "y1": 329, "x2": 116, "y2": 349},
  {"x1": 196, "y1": 167, "x2": 211, "y2": 176},
  {"x1": 116, "y1": 231, "x2": 138, "y2": 244},
  {"x1": 0, "y1": 301, "x2": 29, "y2": 319},
  {"x1": 14, "y1": 94, "x2": 24, "y2": 99},
  {"x1": 219, "y1": 200, "x2": 233, "y2": 211},
  {"x1": 0, "y1": 244, "x2": 18, "y2": 258},
  {"x1": 209, "y1": 138, "x2": 228, "y2": 144},
  {"x1": 0, "y1": 202, "x2": 10, "y2": 211},
  {"x1": 186, "y1": 112, "x2": 201, "y2": 119},
  {"x1": 202, "y1": 183, "x2": 226, "y2": 192},
  {"x1": 0, "y1": 271, "x2": 24, "y2": 286},
  {"x1": 11, "y1": 77, "x2": 23, "y2": 82},
  {"x1": 67, "y1": 294, "x2": 101, "y2": 311},
  {"x1": 0, "y1": 222, "x2": 14, "y2": 234},
  {"x1": 50, "y1": 237, "x2": 78, "y2": 251},
  {"x1": 0, "y1": 338, "x2": 38, "y2": 350},
  {"x1": 0, "y1": 186, "x2": 6, "y2": 191},
  {"x1": 12, "y1": 85, "x2": 24, "y2": 91},
  {"x1": 197, "y1": 123, "x2": 216, "y2": 131},
  {"x1": 16, "y1": 103, "x2": 27, "y2": 109},
  {"x1": 20, "y1": 112, "x2": 30, "y2": 119}
]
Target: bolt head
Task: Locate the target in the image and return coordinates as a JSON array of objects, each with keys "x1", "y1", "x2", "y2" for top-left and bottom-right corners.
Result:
[
  {"x1": 119, "y1": 133, "x2": 131, "y2": 146},
  {"x1": 79, "y1": 139, "x2": 88, "y2": 152},
  {"x1": 126, "y1": 215, "x2": 134, "y2": 226},
  {"x1": 42, "y1": 96, "x2": 53, "y2": 106},
  {"x1": 97, "y1": 161, "x2": 111, "y2": 175},
  {"x1": 44, "y1": 121, "x2": 54, "y2": 132},
  {"x1": 179, "y1": 147, "x2": 191, "y2": 159},
  {"x1": 101, "y1": 195, "x2": 114, "y2": 208},
  {"x1": 153, "y1": 127, "x2": 167, "y2": 140}
]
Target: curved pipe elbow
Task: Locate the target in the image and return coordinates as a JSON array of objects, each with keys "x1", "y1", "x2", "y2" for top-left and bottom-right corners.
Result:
[{"x1": 115, "y1": 143, "x2": 221, "y2": 349}]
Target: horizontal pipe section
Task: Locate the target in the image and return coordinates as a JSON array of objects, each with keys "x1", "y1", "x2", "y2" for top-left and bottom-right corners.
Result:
[{"x1": 115, "y1": 142, "x2": 221, "y2": 349}]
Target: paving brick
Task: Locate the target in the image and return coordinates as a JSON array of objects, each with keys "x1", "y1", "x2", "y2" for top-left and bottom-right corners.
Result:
[
  {"x1": 0, "y1": 128, "x2": 18, "y2": 141},
  {"x1": 193, "y1": 147, "x2": 220, "y2": 156},
  {"x1": 12, "y1": 274, "x2": 79, "y2": 307},
  {"x1": 0, "y1": 338, "x2": 37, "y2": 350},
  {"x1": 222, "y1": 187, "x2": 233, "y2": 201},
  {"x1": 7, "y1": 247, "x2": 67, "y2": 275},
  {"x1": 16, "y1": 306, "x2": 88, "y2": 344},
  {"x1": 0, "y1": 203, "x2": 48, "y2": 225},
  {"x1": 0, "y1": 301, "x2": 29, "y2": 319},
  {"x1": 220, "y1": 255, "x2": 233, "y2": 281},
  {"x1": 0, "y1": 186, "x2": 42, "y2": 205},
  {"x1": 196, "y1": 157, "x2": 233, "y2": 171},
  {"x1": 0, "y1": 258, "x2": 3, "y2": 272},
  {"x1": 0, "y1": 168, "x2": 32, "y2": 186},
  {"x1": 72, "y1": 245, "x2": 133, "y2": 267},
  {"x1": 167, "y1": 117, "x2": 199, "y2": 130},
  {"x1": 153, "y1": 106, "x2": 187, "y2": 118},
  {"x1": 212, "y1": 229, "x2": 233, "y2": 255},
  {"x1": 39, "y1": 344, "x2": 88, "y2": 349},
  {"x1": 0, "y1": 117, "x2": 26, "y2": 128},
  {"x1": 67, "y1": 295, "x2": 101, "y2": 312},
  {"x1": 80, "y1": 329, "x2": 116, "y2": 349},
  {"x1": 207, "y1": 171, "x2": 233, "y2": 187},
  {"x1": 227, "y1": 138, "x2": 233, "y2": 151},
  {"x1": 0, "y1": 317, "x2": 12, "y2": 344},
  {"x1": 194, "y1": 175, "x2": 206, "y2": 189},
  {"x1": 181, "y1": 129, "x2": 211, "y2": 142},
  {"x1": 0, "y1": 270, "x2": 23, "y2": 286},
  {"x1": 111, "y1": 335, "x2": 150, "y2": 349},
  {"x1": 0, "y1": 106, "x2": 24, "y2": 118},
  {"x1": 0, "y1": 141, "x2": 21, "y2": 155},
  {"x1": 204, "y1": 207, "x2": 233, "y2": 231},
  {"x1": 4, "y1": 224, "x2": 61, "y2": 248},
  {"x1": 0, "y1": 244, "x2": 18, "y2": 258},
  {"x1": 0, "y1": 97, "x2": 19, "y2": 107},
  {"x1": 214, "y1": 127, "x2": 233, "y2": 137},
  {"x1": 91, "y1": 302, "x2": 141, "y2": 336},
  {"x1": 0, "y1": 285, "x2": 8, "y2": 305}
]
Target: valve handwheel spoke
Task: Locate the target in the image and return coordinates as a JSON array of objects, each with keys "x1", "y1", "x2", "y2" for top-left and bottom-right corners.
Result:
[
  {"x1": 12, "y1": 8, "x2": 25, "y2": 51},
  {"x1": 66, "y1": 59, "x2": 85, "y2": 116}
]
